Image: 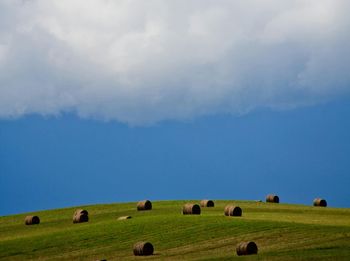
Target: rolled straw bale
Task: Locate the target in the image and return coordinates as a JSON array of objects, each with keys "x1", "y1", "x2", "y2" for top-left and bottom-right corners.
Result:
[
  {"x1": 266, "y1": 194, "x2": 279, "y2": 203},
  {"x1": 236, "y1": 241, "x2": 258, "y2": 256},
  {"x1": 313, "y1": 198, "x2": 327, "y2": 207},
  {"x1": 133, "y1": 242, "x2": 154, "y2": 256},
  {"x1": 224, "y1": 205, "x2": 242, "y2": 216},
  {"x1": 117, "y1": 216, "x2": 132, "y2": 220},
  {"x1": 73, "y1": 209, "x2": 89, "y2": 223},
  {"x1": 200, "y1": 199, "x2": 215, "y2": 207},
  {"x1": 183, "y1": 203, "x2": 201, "y2": 215},
  {"x1": 25, "y1": 215, "x2": 40, "y2": 225},
  {"x1": 137, "y1": 200, "x2": 152, "y2": 211},
  {"x1": 74, "y1": 209, "x2": 88, "y2": 217},
  {"x1": 73, "y1": 213, "x2": 89, "y2": 223}
]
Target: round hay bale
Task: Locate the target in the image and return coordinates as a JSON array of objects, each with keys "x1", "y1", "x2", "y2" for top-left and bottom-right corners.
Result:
[
  {"x1": 313, "y1": 198, "x2": 327, "y2": 207},
  {"x1": 236, "y1": 241, "x2": 258, "y2": 256},
  {"x1": 137, "y1": 200, "x2": 152, "y2": 211},
  {"x1": 117, "y1": 216, "x2": 132, "y2": 220},
  {"x1": 73, "y1": 213, "x2": 89, "y2": 223},
  {"x1": 133, "y1": 242, "x2": 154, "y2": 256},
  {"x1": 73, "y1": 209, "x2": 89, "y2": 223},
  {"x1": 224, "y1": 205, "x2": 242, "y2": 216},
  {"x1": 74, "y1": 209, "x2": 88, "y2": 217},
  {"x1": 200, "y1": 200, "x2": 215, "y2": 207},
  {"x1": 183, "y1": 203, "x2": 201, "y2": 215},
  {"x1": 266, "y1": 194, "x2": 279, "y2": 203},
  {"x1": 25, "y1": 215, "x2": 40, "y2": 225}
]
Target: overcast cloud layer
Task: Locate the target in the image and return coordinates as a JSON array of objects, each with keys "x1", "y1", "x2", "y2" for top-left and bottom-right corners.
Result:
[{"x1": 0, "y1": 0, "x2": 349, "y2": 124}]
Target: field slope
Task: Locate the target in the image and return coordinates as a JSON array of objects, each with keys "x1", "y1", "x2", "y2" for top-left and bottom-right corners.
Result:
[{"x1": 0, "y1": 200, "x2": 350, "y2": 260}]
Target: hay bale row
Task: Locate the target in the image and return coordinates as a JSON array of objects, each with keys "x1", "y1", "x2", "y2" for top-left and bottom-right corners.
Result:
[
  {"x1": 131, "y1": 241, "x2": 258, "y2": 256},
  {"x1": 24, "y1": 210, "x2": 89, "y2": 225},
  {"x1": 266, "y1": 194, "x2": 279, "y2": 203},
  {"x1": 183, "y1": 203, "x2": 201, "y2": 215},
  {"x1": 23, "y1": 199, "x2": 148, "y2": 226},
  {"x1": 200, "y1": 199, "x2": 214, "y2": 207},
  {"x1": 224, "y1": 205, "x2": 242, "y2": 216},
  {"x1": 25, "y1": 215, "x2": 40, "y2": 225},
  {"x1": 23, "y1": 196, "x2": 328, "y2": 226},
  {"x1": 236, "y1": 241, "x2": 258, "y2": 256},
  {"x1": 73, "y1": 209, "x2": 89, "y2": 223},
  {"x1": 133, "y1": 242, "x2": 154, "y2": 256},
  {"x1": 264, "y1": 194, "x2": 328, "y2": 207},
  {"x1": 137, "y1": 200, "x2": 152, "y2": 211}
]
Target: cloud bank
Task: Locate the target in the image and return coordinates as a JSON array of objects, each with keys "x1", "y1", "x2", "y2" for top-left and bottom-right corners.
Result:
[{"x1": 0, "y1": 0, "x2": 349, "y2": 124}]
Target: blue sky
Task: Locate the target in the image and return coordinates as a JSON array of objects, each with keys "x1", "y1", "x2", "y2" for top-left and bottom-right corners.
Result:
[
  {"x1": 1, "y1": 99, "x2": 350, "y2": 215},
  {"x1": 0, "y1": 1, "x2": 350, "y2": 215}
]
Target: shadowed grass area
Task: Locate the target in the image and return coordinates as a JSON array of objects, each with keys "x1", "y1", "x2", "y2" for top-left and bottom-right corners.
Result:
[{"x1": 0, "y1": 200, "x2": 349, "y2": 260}]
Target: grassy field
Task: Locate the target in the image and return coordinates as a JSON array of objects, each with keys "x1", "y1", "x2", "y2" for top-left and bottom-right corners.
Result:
[{"x1": 0, "y1": 200, "x2": 349, "y2": 260}]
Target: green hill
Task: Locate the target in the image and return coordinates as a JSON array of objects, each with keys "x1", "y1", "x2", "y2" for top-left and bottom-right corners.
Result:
[{"x1": 0, "y1": 200, "x2": 349, "y2": 260}]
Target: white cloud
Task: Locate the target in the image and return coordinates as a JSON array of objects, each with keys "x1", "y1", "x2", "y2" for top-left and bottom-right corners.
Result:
[{"x1": 0, "y1": 0, "x2": 349, "y2": 124}]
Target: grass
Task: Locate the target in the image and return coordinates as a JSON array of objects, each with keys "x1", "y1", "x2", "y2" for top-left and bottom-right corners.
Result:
[{"x1": 0, "y1": 200, "x2": 349, "y2": 260}]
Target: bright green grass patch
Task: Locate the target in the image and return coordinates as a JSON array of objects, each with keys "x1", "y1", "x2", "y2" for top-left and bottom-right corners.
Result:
[{"x1": 0, "y1": 200, "x2": 349, "y2": 260}]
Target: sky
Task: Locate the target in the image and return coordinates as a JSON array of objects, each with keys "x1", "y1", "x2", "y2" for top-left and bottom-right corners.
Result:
[{"x1": 0, "y1": 0, "x2": 350, "y2": 215}]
